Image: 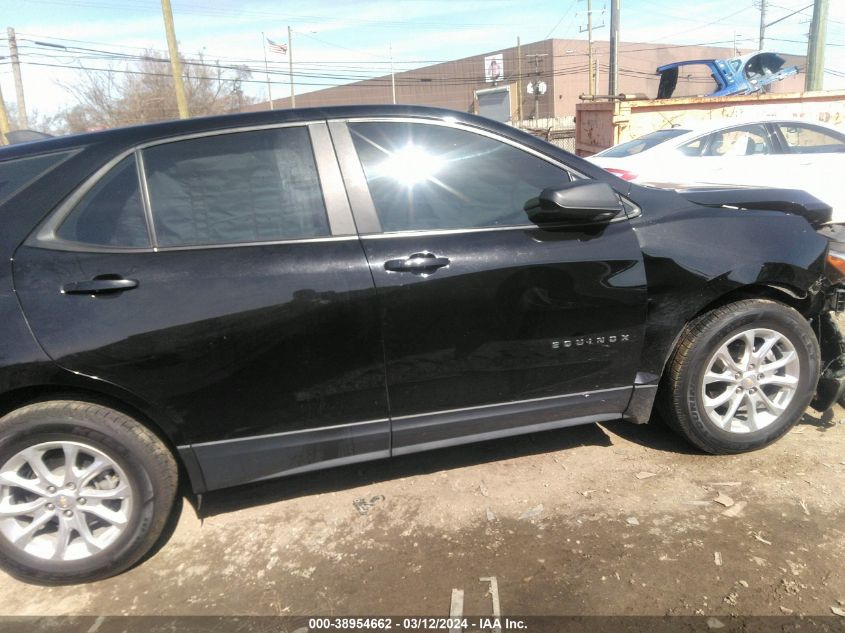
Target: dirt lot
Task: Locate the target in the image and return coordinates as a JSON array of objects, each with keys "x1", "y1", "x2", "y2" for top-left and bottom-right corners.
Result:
[{"x1": 1, "y1": 398, "x2": 844, "y2": 627}]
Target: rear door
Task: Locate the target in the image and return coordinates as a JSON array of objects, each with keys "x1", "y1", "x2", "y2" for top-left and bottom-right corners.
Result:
[
  {"x1": 13, "y1": 122, "x2": 388, "y2": 490},
  {"x1": 330, "y1": 119, "x2": 648, "y2": 453}
]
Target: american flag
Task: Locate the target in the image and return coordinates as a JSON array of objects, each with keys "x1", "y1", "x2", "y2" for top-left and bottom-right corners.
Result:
[{"x1": 267, "y1": 38, "x2": 288, "y2": 55}]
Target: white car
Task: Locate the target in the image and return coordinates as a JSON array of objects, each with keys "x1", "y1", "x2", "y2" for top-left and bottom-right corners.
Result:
[{"x1": 587, "y1": 119, "x2": 845, "y2": 221}]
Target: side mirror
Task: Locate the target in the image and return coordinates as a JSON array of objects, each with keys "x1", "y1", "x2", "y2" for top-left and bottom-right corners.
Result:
[{"x1": 524, "y1": 181, "x2": 624, "y2": 224}]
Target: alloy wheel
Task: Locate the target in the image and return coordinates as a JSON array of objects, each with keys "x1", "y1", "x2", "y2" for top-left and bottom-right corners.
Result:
[
  {"x1": 699, "y1": 327, "x2": 800, "y2": 434},
  {"x1": 0, "y1": 441, "x2": 133, "y2": 561}
]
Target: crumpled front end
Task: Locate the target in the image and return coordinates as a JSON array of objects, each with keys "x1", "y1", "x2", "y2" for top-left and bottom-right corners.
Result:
[
  {"x1": 811, "y1": 232, "x2": 845, "y2": 410},
  {"x1": 811, "y1": 303, "x2": 845, "y2": 410}
]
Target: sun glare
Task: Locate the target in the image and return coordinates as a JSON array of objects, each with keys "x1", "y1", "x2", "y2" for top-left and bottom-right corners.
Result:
[{"x1": 377, "y1": 144, "x2": 445, "y2": 186}]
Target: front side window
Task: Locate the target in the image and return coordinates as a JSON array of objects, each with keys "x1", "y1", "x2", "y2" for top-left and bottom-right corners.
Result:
[
  {"x1": 777, "y1": 123, "x2": 845, "y2": 154},
  {"x1": 349, "y1": 121, "x2": 572, "y2": 232},
  {"x1": 57, "y1": 155, "x2": 150, "y2": 248},
  {"x1": 143, "y1": 127, "x2": 329, "y2": 247},
  {"x1": 599, "y1": 129, "x2": 690, "y2": 158},
  {"x1": 699, "y1": 125, "x2": 773, "y2": 157}
]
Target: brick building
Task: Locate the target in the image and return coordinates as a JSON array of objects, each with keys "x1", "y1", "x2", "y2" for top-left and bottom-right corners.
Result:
[{"x1": 250, "y1": 38, "x2": 805, "y2": 120}]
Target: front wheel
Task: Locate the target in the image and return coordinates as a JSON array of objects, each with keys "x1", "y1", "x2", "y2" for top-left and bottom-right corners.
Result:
[
  {"x1": 661, "y1": 299, "x2": 820, "y2": 454},
  {"x1": 0, "y1": 401, "x2": 178, "y2": 584}
]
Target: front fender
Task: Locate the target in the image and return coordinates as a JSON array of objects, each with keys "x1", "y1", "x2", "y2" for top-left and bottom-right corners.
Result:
[{"x1": 628, "y1": 187, "x2": 829, "y2": 382}]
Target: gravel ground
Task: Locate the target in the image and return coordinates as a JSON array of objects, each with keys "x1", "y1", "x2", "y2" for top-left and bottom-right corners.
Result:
[{"x1": 0, "y1": 402, "x2": 843, "y2": 624}]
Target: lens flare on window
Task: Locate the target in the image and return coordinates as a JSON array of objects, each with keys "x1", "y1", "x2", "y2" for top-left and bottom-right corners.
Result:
[{"x1": 377, "y1": 144, "x2": 445, "y2": 186}]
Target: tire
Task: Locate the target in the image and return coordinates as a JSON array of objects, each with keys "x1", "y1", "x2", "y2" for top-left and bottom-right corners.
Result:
[
  {"x1": 661, "y1": 299, "x2": 819, "y2": 454},
  {"x1": 0, "y1": 400, "x2": 178, "y2": 584}
]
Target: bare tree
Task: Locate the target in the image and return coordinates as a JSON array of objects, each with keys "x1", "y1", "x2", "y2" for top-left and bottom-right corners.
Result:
[{"x1": 57, "y1": 50, "x2": 256, "y2": 133}]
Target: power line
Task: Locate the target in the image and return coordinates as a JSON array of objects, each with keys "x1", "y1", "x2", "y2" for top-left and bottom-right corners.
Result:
[{"x1": 544, "y1": 0, "x2": 579, "y2": 39}]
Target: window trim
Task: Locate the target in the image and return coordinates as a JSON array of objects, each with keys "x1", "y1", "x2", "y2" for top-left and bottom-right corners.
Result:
[
  {"x1": 30, "y1": 150, "x2": 153, "y2": 253},
  {"x1": 329, "y1": 117, "x2": 626, "y2": 237},
  {"x1": 27, "y1": 120, "x2": 355, "y2": 253}
]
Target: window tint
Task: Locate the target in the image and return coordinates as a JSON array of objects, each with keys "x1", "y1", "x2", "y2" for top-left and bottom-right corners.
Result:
[
  {"x1": 143, "y1": 127, "x2": 329, "y2": 247},
  {"x1": 777, "y1": 123, "x2": 845, "y2": 154},
  {"x1": 0, "y1": 151, "x2": 74, "y2": 207},
  {"x1": 599, "y1": 129, "x2": 690, "y2": 157},
  {"x1": 349, "y1": 122, "x2": 572, "y2": 232},
  {"x1": 57, "y1": 155, "x2": 150, "y2": 247},
  {"x1": 701, "y1": 125, "x2": 772, "y2": 156}
]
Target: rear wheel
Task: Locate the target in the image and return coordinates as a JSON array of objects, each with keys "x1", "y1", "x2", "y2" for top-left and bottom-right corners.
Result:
[
  {"x1": 661, "y1": 299, "x2": 819, "y2": 454},
  {"x1": 0, "y1": 401, "x2": 177, "y2": 584}
]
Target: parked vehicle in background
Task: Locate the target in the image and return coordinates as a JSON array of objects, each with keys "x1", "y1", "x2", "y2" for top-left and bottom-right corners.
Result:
[
  {"x1": 0, "y1": 105, "x2": 844, "y2": 585},
  {"x1": 588, "y1": 118, "x2": 845, "y2": 221},
  {"x1": 656, "y1": 52, "x2": 798, "y2": 99}
]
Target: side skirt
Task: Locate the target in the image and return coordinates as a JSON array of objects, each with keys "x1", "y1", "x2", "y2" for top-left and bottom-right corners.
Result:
[
  {"x1": 185, "y1": 418, "x2": 390, "y2": 492},
  {"x1": 184, "y1": 386, "x2": 633, "y2": 492},
  {"x1": 392, "y1": 386, "x2": 631, "y2": 455}
]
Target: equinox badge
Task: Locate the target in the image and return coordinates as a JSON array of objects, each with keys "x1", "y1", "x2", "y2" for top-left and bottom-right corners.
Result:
[{"x1": 552, "y1": 334, "x2": 630, "y2": 349}]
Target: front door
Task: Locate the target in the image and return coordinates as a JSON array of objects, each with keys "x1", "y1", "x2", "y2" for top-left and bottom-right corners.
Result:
[
  {"x1": 14, "y1": 123, "x2": 388, "y2": 490},
  {"x1": 332, "y1": 119, "x2": 648, "y2": 452}
]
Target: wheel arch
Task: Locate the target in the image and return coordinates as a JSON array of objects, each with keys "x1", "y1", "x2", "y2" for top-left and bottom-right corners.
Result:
[
  {"x1": 624, "y1": 281, "x2": 819, "y2": 425},
  {"x1": 0, "y1": 380, "x2": 205, "y2": 494}
]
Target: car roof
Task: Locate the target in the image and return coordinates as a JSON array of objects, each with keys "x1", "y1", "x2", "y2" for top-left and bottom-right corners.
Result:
[
  {"x1": 627, "y1": 118, "x2": 844, "y2": 150},
  {"x1": 675, "y1": 117, "x2": 839, "y2": 135},
  {"x1": 0, "y1": 104, "x2": 500, "y2": 161}
]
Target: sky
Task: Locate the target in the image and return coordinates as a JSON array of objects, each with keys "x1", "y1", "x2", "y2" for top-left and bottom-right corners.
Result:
[{"x1": 1, "y1": 0, "x2": 845, "y2": 120}]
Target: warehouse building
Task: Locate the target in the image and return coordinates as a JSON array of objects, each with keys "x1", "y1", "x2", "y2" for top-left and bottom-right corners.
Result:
[{"x1": 251, "y1": 38, "x2": 805, "y2": 121}]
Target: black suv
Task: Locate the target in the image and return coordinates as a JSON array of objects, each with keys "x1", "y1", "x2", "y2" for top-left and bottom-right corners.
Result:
[{"x1": 0, "y1": 105, "x2": 843, "y2": 584}]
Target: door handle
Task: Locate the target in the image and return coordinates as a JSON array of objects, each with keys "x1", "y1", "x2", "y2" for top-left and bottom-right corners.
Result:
[
  {"x1": 384, "y1": 252, "x2": 450, "y2": 274},
  {"x1": 62, "y1": 277, "x2": 138, "y2": 295}
]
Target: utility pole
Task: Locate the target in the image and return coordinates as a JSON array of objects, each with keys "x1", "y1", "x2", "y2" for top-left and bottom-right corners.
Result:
[
  {"x1": 160, "y1": 0, "x2": 190, "y2": 119},
  {"x1": 608, "y1": 0, "x2": 619, "y2": 95},
  {"x1": 516, "y1": 37, "x2": 523, "y2": 121},
  {"x1": 525, "y1": 53, "x2": 548, "y2": 120},
  {"x1": 805, "y1": 0, "x2": 829, "y2": 92},
  {"x1": 758, "y1": 0, "x2": 767, "y2": 50},
  {"x1": 0, "y1": 82, "x2": 11, "y2": 145},
  {"x1": 587, "y1": 0, "x2": 594, "y2": 95},
  {"x1": 579, "y1": 0, "x2": 604, "y2": 96},
  {"x1": 389, "y1": 43, "x2": 396, "y2": 104},
  {"x1": 262, "y1": 32, "x2": 274, "y2": 110},
  {"x1": 288, "y1": 26, "x2": 296, "y2": 108},
  {"x1": 6, "y1": 28, "x2": 28, "y2": 129}
]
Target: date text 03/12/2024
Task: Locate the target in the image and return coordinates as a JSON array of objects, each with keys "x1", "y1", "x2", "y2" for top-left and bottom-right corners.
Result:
[{"x1": 307, "y1": 617, "x2": 528, "y2": 630}]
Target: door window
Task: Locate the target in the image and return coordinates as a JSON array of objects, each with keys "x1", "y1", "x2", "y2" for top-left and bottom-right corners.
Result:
[
  {"x1": 143, "y1": 127, "x2": 329, "y2": 247},
  {"x1": 695, "y1": 125, "x2": 773, "y2": 157},
  {"x1": 348, "y1": 121, "x2": 572, "y2": 232},
  {"x1": 56, "y1": 155, "x2": 150, "y2": 248},
  {"x1": 776, "y1": 123, "x2": 845, "y2": 154}
]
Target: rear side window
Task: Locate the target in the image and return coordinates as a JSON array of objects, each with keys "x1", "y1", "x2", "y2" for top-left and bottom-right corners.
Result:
[
  {"x1": 0, "y1": 151, "x2": 74, "y2": 207},
  {"x1": 142, "y1": 127, "x2": 329, "y2": 247},
  {"x1": 777, "y1": 123, "x2": 845, "y2": 154},
  {"x1": 56, "y1": 155, "x2": 150, "y2": 248}
]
